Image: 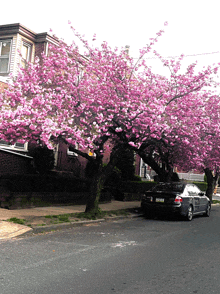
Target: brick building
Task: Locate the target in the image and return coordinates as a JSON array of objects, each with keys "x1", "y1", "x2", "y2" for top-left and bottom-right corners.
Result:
[
  {"x1": 0, "y1": 23, "x2": 89, "y2": 176},
  {"x1": 0, "y1": 23, "x2": 59, "y2": 83}
]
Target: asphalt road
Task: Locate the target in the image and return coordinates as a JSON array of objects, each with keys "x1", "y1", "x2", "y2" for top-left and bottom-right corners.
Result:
[{"x1": 1, "y1": 206, "x2": 220, "y2": 294}]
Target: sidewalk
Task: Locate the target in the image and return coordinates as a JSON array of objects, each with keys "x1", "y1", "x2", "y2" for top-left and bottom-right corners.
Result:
[
  {"x1": 213, "y1": 194, "x2": 220, "y2": 201},
  {"x1": 0, "y1": 201, "x2": 141, "y2": 240},
  {"x1": 1, "y1": 197, "x2": 219, "y2": 241}
]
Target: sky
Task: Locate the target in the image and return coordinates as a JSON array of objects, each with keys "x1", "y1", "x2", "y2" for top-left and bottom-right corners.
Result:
[{"x1": 1, "y1": 0, "x2": 220, "y2": 78}]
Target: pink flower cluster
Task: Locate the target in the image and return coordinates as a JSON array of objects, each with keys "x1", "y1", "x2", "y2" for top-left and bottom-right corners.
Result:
[{"x1": 0, "y1": 25, "x2": 220, "y2": 173}]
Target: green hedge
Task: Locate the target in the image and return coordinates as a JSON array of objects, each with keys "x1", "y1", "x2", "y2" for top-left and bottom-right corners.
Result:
[
  {"x1": 192, "y1": 181, "x2": 207, "y2": 192},
  {"x1": 0, "y1": 174, "x2": 90, "y2": 193},
  {"x1": 119, "y1": 180, "x2": 207, "y2": 194},
  {"x1": 119, "y1": 181, "x2": 156, "y2": 193},
  {"x1": 0, "y1": 175, "x2": 207, "y2": 194},
  {"x1": 0, "y1": 174, "x2": 208, "y2": 207}
]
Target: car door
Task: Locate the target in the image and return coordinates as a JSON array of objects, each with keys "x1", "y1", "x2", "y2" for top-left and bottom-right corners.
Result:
[
  {"x1": 187, "y1": 185, "x2": 200, "y2": 212},
  {"x1": 194, "y1": 185, "x2": 208, "y2": 211},
  {"x1": 193, "y1": 185, "x2": 203, "y2": 212}
]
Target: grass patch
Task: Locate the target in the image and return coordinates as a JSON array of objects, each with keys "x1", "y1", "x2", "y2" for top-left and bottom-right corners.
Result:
[
  {"x1": 107, "y1": 209, "x2": 129, "y2": 216},
  {"x1": 45, "y1": 214, "x2": 70, "y2": 223},
  {"x1": 6, "y1": 208, "x2": 137, "y2": 230},
  {"x1": 7, "y1": 217, "x2": 26, "y2": 225},
  {"x1": 57, "y1": 215, "x2": 70, "y2": 222},
  {"x1": 212, "y1": 200, "x2": 220, "y2": 204},
  {"x1": 45, "y1": 215, "x2": 55, "y2": 219},
  {"x1": 72, "y1": 208, "x2": 130, "y2": 220}
]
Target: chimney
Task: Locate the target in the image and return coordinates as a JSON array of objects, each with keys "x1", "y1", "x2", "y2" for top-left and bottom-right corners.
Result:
[{"x1": 125, "y1": 45, "x2": 130, "y2": 55}]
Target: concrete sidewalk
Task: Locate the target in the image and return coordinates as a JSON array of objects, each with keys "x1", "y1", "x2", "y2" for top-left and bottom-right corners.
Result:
[{"x1": 0, "y1": 201, "x2": 141, "y2": 240}]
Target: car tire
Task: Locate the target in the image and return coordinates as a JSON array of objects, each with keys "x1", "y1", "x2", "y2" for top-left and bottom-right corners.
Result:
[
  {"x1": 204, "y1": 203, "x2": 211, "y2": 217},
  {"x1": 142, "y1": 207, "x2": 155, "y2": 219},
  {"x1": 186, "y1": 205, "x2": 193, "y2": 221}
]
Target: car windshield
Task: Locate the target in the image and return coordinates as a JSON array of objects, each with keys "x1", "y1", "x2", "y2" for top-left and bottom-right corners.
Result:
[{"x1": 152, "y1": 183, "x2": 184, "y2": 193}]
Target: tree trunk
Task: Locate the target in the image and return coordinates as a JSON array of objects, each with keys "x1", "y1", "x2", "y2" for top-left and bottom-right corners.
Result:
[
  {"x1": 204, "y1": 168, "x2": 219, "y2": 202},
  {"x1": 85, "y1": 155, "x2": 105, "y2": 214},
  {"x1": 137, "y1": 150, "x2": 173, "y2": 182},
  {"x1": 85, "y1": 145, "x2": 125, "y2": 214},
  {"x1": 85, "y1": 172, "x2": 105, "y2": 214}
]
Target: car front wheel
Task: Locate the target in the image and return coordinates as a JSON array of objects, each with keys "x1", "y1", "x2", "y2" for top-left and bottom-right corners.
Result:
[
  {"x1": 186, "y1": 205, "x2": 193, "y2": 221},
  {"x1": 204, "y1": 203, "x2": 211, "y2": 217}
]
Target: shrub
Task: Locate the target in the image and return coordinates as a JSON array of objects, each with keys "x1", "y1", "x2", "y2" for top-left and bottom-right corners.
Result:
[
  {"x1": 0, "y1": 174, "x2": 90, "y2": 193},
  {"x1": 193, "y1": 181, "x2": 207, "y2": 192},
  {"x1": 120, "y1": 181, "x2": 156, "y2": 193},
  {"x1": 115, "y1": 148, "x2": 135, "y2": 181},
  {"x1": 132, "y1": 175, "x2": 142, "y2": 182},
  {"x1": 30, "y1": 145, "x2": 54, "y2": 174}
]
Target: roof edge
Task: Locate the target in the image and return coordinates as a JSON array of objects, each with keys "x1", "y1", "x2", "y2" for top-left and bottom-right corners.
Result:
[{"x1": 0, "y1": 23, "x2": 59, "y2": 44}]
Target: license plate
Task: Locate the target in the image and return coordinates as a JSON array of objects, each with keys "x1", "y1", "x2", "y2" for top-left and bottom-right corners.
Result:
[{"x1": 156, "y1": 198, "x2": 164, "y2": 203}]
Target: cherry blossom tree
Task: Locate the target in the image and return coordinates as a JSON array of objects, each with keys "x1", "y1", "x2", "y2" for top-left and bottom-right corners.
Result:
[
  {"x1": 194, "y1": 93, "x2": 220, "y2": 200},
  {"x1": 0, "y1": 25, "x2": 170, "y2": 213},
  {"x1": 0, "y1": 23, "x2": 220, "y2": 212},
  {"x1": 111, "y1": 59, "x2": 220, "y2": 180},
  {"x1": 105, "y1": 54, "x2": 220, "y2": 199}
]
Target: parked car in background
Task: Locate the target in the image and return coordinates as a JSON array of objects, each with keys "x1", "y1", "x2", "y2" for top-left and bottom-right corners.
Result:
[{"x1": 141, "y1": 182, "x2": 211, "y2": 221}]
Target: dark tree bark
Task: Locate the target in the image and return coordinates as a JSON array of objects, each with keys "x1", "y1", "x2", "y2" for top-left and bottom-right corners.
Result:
[
  {"x1": 137, "y1": 149, "x2": 174, "y2": 182},
  {"x1": 85, "y1": 144, "x2": 126, "y2": 214},
  {"x1": 204, "y1": 168, "x2": 219, "y2": 202},
  {"x1": 85, "y1": 154, "x2": 103, "y2": 214}
]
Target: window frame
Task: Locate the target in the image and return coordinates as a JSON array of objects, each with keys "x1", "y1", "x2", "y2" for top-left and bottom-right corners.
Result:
[
  {"x1": 67, "y1": 143, "x2": 79, "y2": 157},
  {"x1": 0, "y1": 39, "x2": 12, "y2": 74},
  {"x1": 0, "y1": 140, "x2": 28, "y2": 152},
  {"x1": 20, "y1": 39, "x2": 32, "y2": 68}
]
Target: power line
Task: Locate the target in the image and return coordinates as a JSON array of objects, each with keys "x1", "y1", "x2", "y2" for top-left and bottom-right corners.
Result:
[{"x1": 133, "y1": 51, "x2": 220, "y2": 60}]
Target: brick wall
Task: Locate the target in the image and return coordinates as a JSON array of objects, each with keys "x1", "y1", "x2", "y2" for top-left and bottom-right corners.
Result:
[
  {"x1": 0, "y1": 151, "x2": 33, "y2": 174},
  {"x1": 35, "y1": 42, "x2": 45, "y2": 61},
  {"x1": 55, "y1": 141, "x2": 87, "y2": 177},
  {"x1": 0, "y1": 81, "x2": 7, "y2": 92}
]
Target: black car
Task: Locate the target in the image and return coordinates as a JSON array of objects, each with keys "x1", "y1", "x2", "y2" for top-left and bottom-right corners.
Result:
[{"x1": 141, "y1": 182, "x2": 211, "y2": 221}]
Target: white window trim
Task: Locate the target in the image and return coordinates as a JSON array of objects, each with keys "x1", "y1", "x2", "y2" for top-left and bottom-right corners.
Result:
[
  {"x1": 21, "y1": 40, "x2": 32, "y2": 66},
  {"x1": 67, "y1": 143, "x2": 79, "y2": 157},
  {"x1": 0, "y1": 39, "x2": 12, "y2": 74},
  {"x1": 0, "y1": 141, "x2": 28, "y2": 152}
]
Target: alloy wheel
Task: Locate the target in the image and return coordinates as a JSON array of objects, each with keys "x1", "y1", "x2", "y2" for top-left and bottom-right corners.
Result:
[
  {"x1": 205, "y1": 204, "x2": 211, "y2": 217},
  {"x1": 186, "y1": 205, "x2": 193, "y2": 221}
]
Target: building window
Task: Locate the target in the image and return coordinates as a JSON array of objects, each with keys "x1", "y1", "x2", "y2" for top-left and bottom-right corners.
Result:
[
  {"x1": 21, "y1": 41, "x2": 32, "y2": 68},
  {"x1": 0, "y1": 140, "x2": 28, "y2": 151},
  {"x1": 67, "y1": 143, "x2": 79, "y2": 157},
  {"x1": 0, "y1": 39, "x2": 11, "y2": 73}
]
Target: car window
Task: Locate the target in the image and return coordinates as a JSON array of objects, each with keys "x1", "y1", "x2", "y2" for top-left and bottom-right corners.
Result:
[
  {"x1": 193, "y1": 185, "x2": 201, "y2": 194},
  {"x1": 152, "y1": 183, "x2": 184, "y2": 193},
  {"x1": 186, "y1": 185, "x2": 195, "y2": 196},
  {"x1": 186, "y1": 185, "x2": 201, "y2": 195}
]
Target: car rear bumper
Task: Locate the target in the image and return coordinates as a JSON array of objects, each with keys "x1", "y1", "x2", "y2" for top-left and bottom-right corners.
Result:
[{"x1": 141, "y1": 202, "x2": 183, "y2": 216}]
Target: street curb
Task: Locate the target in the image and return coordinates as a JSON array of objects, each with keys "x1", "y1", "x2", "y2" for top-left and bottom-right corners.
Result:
[
  {"x1": 19, "y1": 214, "x2": 142, "y2": 237},
  {"x1": 10, "y1": 204, "x2": 219, "y2": 238}
]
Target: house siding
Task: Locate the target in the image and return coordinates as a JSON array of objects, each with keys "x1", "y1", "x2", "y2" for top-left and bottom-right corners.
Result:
[
  {"x1": 35, "y1": 42, "x2": 45, "y2": 60},
  {"x1": 10, "y1": 35, "x2": 17, "y2": 76}
]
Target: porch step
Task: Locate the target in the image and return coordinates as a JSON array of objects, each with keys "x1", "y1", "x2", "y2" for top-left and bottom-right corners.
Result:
[{"x1": 216, "y1": 187, "x2": 220, "y2": 194}]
